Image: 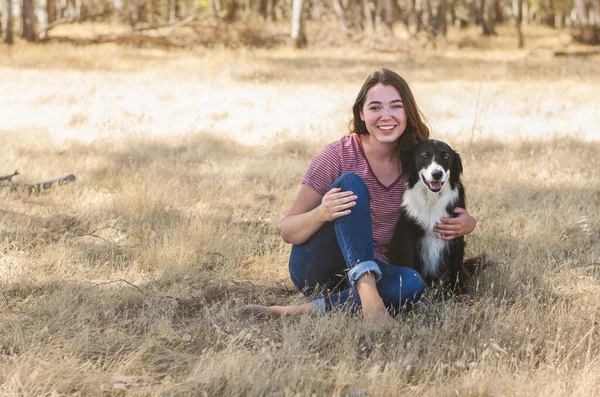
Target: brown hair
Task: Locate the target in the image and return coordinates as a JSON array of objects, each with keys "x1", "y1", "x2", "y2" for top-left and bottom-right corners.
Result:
[{"x1": 349, "y1": 68, "x2": 430, "y2": 153}]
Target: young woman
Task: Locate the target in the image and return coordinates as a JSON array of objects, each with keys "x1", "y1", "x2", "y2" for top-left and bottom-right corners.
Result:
[{"x1": 244, "y1": 69, "x2": 476, "y2": 327}]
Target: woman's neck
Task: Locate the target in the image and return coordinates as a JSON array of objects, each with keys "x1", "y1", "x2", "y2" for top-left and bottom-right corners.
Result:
[{"x1": 359, "y1": 134, "x2": 396, "y2": 163}]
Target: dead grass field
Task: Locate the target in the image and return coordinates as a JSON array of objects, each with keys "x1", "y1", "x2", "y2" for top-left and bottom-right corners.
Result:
[{"x1": 1, "y1": 25, "x2": 600, "y2": 396}]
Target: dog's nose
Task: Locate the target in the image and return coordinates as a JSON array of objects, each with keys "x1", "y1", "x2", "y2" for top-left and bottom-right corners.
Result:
[{"x1": 431, "y1": 170, "x2": 443, "y2": 180}]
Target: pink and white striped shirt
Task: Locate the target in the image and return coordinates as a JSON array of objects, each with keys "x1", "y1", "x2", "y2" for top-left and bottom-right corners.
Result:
[{"x1": 302, "y1": 134, "x2": 405, "y2": 263}]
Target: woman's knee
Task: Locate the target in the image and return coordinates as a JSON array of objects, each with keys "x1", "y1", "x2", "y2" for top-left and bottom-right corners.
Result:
[
  {"x1": 403, "y1": 272, "x2": 425, "y2": 303},
  {"x1": 332, "y1": 173, "x2": 369, "y2": 197},
  {"x1": 378, "y1": 269, "x2": 425, "y2": 307}
]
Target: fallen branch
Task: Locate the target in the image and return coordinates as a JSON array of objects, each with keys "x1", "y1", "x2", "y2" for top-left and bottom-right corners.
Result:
[
  {"x1": 0, "y1": 171, "x2": 76, "y2": 193},
  {"x1": 39, "y1": 11, "x2": 112, "y2": 39},
  {"x1": 26, "y1": 174, "x2": 76, "y2": 193},
  {"x1": 130, "y1": 13, "x2": 211, "y2": 33},
  {"x1": 553, "y1": 49, "x2": 600, "y2": 57},
  {"x1": 85, "y1": 278, "x2": 181, "y2": 302},
  {"x1": 529, "y1": 48, "x2": 600, "y2": 58},
  {"x1": 40, "y1": 33, "x2": 189, "y2": 48},
  {"x1": 40, "y1": 15, "x2": 199, "y2": 48},
  {"x1": 163, "y1": 14, "x2": 198, "y2": 36},
  {"x1": 74, "y1": 225, "x2": 127, "y2": 245},
  {"x1": 0, "y1": 170, "x2": 19, "y2": 182}
]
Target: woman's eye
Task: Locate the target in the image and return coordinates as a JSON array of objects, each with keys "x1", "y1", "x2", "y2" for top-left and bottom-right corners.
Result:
[{"x1": 369, "y1": 106, "x2": 381, "y2": 111}]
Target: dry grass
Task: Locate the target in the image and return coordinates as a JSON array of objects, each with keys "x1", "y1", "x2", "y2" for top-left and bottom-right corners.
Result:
[{"x1": 1, "y1": 26, "x2": 600, "y2": 396}]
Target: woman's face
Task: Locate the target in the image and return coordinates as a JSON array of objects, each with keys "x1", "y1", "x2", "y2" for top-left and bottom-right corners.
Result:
[{"x1": 360, "y1": 83, "x2": 407, "y2": 145}]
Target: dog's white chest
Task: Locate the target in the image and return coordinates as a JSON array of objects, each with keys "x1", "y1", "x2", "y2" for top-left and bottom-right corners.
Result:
[
  {"x1": 418, "y1": 235, "x2": 448, "y2": 277},
  {"x1": 402, "y1": 183, "x2": 459, "y2": 277}
]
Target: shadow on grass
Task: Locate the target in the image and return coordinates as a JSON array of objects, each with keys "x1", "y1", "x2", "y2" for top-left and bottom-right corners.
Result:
[{"x1": 1, "y1": 136, "x2": 598, "y2": 311}]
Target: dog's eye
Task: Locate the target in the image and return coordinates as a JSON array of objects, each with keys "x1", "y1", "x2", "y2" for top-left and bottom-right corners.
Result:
[
  {"x1": 443, "y1": 154, "x2": 450, "y2": 160},
  {"x1": 421, "y1": 153, "x2": 429, "y2": 160}
]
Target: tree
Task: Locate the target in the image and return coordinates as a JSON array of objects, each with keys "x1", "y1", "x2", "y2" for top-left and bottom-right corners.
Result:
[
  {"x1": 291, "y1": 0, "x2": 307, "y2": 48},
  {"x1": 573, "y1": 0, "x2": 599, "y2": 43},
  {"x1": 22, "y1": 0, "x2": 36, "y2": 41},
  {"x1": 332, "y1": 0, "x2": 350, "y2": 34},
  {"x1": 5, "y1": 0, "x2": 13, "y2": 44},
  {"x1": 363, "y1": 0, "x2": 375, "y2": 34},
  {"x1": 481, "y1": 0, "x2": 496, "y2": 35},
  {"x1": 435, "y1": 0, "x2": 448, "y2": 37},
  {"x1": 515, "y1": 0, "x2": 524, "y2": 48},
  {"x1": 47, "y1": 0, "x2": 57, "y2": 24},
  {"x1": 382, "y1": 0, "x2": 396, "y2": 34}
]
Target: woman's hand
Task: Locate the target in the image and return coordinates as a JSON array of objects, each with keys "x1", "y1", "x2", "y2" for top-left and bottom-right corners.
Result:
[
  {"x1": 318, "y1": 187, "x2": 357, "y2": 222},
  {"x1": 434, "y1": 207, "x2": 477, "y2": 240}
]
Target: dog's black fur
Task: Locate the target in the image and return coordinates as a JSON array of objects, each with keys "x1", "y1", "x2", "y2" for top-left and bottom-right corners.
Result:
[{"x1": 390, "y1": 140, "x2": 470, "y2": 293}]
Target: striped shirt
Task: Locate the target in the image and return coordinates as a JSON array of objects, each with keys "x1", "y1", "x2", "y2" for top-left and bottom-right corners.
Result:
[{"x1": 302, "y1": 134, "x2": 405, "y2": 263}]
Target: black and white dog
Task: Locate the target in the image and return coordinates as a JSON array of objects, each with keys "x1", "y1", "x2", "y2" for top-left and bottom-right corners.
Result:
[{"x1": 390, "y1": 139, "x2": 469, "y2": 293}]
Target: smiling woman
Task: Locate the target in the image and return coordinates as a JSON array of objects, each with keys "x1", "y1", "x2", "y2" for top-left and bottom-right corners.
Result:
[{"x1": 242, "y1": 69, "x2": 477, "y2": 327}]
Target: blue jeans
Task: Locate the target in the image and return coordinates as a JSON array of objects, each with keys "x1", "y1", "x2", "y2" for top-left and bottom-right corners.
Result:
[{"x1": 288, "y1": 173, "x2": 425, "y2": 314}]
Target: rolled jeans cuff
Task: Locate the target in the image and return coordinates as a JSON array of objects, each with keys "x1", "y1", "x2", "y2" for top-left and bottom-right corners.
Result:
[
  {"x1": 347, "y1": 260, "x2": 382, "y2": 289},
  {"x1": 313, "y1": 297, "x2": 327, "y2": 314}
]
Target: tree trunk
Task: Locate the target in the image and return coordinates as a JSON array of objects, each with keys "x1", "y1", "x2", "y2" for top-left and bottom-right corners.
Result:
[
  {"x1": 495, "y1": 0, "x2": 503, "y2": 23},
  {"x1": 515, "y1": 0, "x2": 524, "y2": 48},
  {"x1": 266, "y1": 0, "x2": 274, "y2": 22},
  {"x1": 382, "y1": 0, "x2": 395, "y2": 33},
  {"x1": 66, "y1": 0, "x2": 75, "y2": 19},
  {"x1": 542, "y1": 0, "x2": 555, "y2": 27},
  {"x1": 331, "y1": 0, "x2": 349, "y2": 34},
  {"x1": 437, "y1": 0, "x2": 447, "y2": 37},
  {"x1": 22, "y1": 0, "x2": 36, "y2": 41},
  {"x1": 363, "y1": 0, "x2": 375, "y2": 34},
  {"x1": 422, "y1": 0, "x2": 432, "y2": 32},
  {"x1": 146, "y1": 0, "x2": 154, "y2": 23},
  {"x1": 77, "y1": 0, "x2": 87, "y2": 20},
  {"x1": 259, "y1": 0, "x2": 274, "y2": 21},
  {"x1": 6, "y1": 0, "x2": 14, "y2": 44},
  {"x1": 210, "y1": 0, "x2": 222, "y2": 16},
  {"x1": 408, "y1": 0, "x2": 423, "y2": 33},
  {"x1": 222, "y1": 0, "x2": 237, "y2": 21},
  {"x1": 291, "y1": 0, "x2": 307, "y2": 48},
  {"x1": 169, "y1": 0, "x2": 176, "y2": 22},
  {"x1": 481, "y1": 0, "x2": 496, "y2": 35},
  {"x1": 574, "y1": 0, "x2": 600, "y2": 43},
  {"x1": 47, "y1": 0, "x2": 57, "y2": 24}
]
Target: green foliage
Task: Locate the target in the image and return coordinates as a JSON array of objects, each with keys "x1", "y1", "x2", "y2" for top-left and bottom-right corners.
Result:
[{"x1": 197, "y1": 0, "x2": 210, "y2": 11}]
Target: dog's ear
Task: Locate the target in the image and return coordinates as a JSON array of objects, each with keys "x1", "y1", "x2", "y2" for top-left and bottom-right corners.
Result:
[
  {"x1": 452, "y1": 151, "x2": 463, "y2": 177},
  {"x1": 401, "y1": 147, "x2": 415, "y2": 182}
]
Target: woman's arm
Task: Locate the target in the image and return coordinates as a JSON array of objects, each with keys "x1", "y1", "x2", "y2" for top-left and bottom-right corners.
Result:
[
  {"x1": 434, "y1": 207, "x2": 477, "y2": 240},
  {"x1": 280, "y1": 184, "x2": 357, "y2": 245}
]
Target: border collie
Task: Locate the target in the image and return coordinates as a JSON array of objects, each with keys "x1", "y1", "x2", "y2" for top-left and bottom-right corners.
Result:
[{"x1": 390, "y1": 139, "x2": 469, "y2": 293}]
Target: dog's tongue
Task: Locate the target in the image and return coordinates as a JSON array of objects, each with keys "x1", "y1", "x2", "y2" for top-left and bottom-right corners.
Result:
[{"x1": 430, "y1": 181, "x2": 442, "y2": 190}]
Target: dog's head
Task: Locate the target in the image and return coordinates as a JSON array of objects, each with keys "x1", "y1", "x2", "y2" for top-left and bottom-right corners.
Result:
[{"x1": 402, "y1": 140, "x2": 462, "y2": 193}]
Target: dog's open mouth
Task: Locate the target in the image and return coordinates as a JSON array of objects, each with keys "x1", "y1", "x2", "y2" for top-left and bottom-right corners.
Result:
[{"x1": 421, "y1": 174, "x2": 444, "y2": 193}]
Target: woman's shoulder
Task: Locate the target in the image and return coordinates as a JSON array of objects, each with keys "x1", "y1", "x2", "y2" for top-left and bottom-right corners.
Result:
[
  {"x1": 311, "y1": 134, "x2": 358, "y2": 166},
  {"x1": 315, "y1": 135, "x2": 358, "y2": 163},
  {"x1": 323, "y1": 134, "x2": 359, "y2": 151}
]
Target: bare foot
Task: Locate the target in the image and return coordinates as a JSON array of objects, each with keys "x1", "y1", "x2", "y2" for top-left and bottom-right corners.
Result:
[
  {"x1": 355, "y1": 273, "x2": 396, "y2": 329},
  {"x1": 362, "y1": 307, "x2": 396, "y2": 329}
]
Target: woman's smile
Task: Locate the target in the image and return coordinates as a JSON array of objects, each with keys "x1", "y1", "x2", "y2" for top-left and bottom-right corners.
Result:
[{"x1": 360, "y1": 83, "x2": 407, "y2": 144}]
